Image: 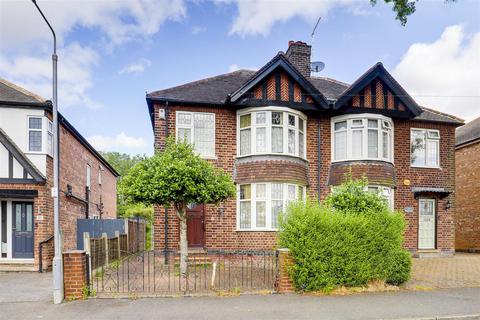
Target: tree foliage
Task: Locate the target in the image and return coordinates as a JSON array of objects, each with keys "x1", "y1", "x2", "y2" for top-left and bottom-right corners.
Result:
[
  {"x1": 122, "y1": 139, "x2": 235, "y2": 210},
  {"x1": 121, "y1": 138, "x2": 235, "y2": 277},
  {"x1": 279, "y1": 179, "x2": 411, "y2": 292},
  {"x1": 370, "y1": 0, "x2": 456, "y2": 26}
]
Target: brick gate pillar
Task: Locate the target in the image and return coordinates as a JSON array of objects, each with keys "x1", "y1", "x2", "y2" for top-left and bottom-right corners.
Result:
[
  {"x1": 63, "y1": 250, "x2": 87, "y2": 300},
  {"x1": 277, "y1": 248, "x2": 295, "y2": 293}
]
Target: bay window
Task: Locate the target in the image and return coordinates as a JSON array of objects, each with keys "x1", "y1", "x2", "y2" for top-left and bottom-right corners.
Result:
[
  {"x1": 410, "y1": 129, "x2": 440, "y2": 167},
  {"x1": 237, "y1": 108, "x2": 307, "y2": 159},
  {"x1": 367, "y1": 186, "x2": 394, "y2": 210},
  {"x1": 237, "y1": 182, "x2": 306, "y2": 231},
  {"x1": 332, "y1": 114, "x2": 393, "y2": 162},
  {"x1": 176, "y1": 111, "x2": 215, "y2": 158}
]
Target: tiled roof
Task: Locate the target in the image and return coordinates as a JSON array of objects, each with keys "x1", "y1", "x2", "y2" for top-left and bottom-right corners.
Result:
[
  {"x1": 456, "y1": 116, "x2": 480, "y2": 146},
  {"x1": 0, "y1": 78, "x2": 46, "y2": 104},
  {"x1": 148, "y1": 70, "x2": 462, "y2": 125},
  {"x1": 148, "y1": 70, "x2": 350, "y2": 103},
  {"x1": 148, "y1": 70, "x2": 256, "y2": 105}
]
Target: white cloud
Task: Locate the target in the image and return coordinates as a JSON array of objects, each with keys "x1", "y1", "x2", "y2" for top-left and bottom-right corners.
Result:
[
  {"x1": 192, "y1": 26, "x2": 207, "y2": 35},
  {"x1": 228, "y1": 64, "x2": 257, "y2": 72},
  {"x1": 88, "y1": 132, "x2": 147, "y2": 151},
  {"x1": 0, "y1": 0, "x2": 186, "y2": 49},
  {"x1": 221, "y1": 0, "x2": 361, "y2": 36},
  {"x1": 0, "y1": 42, "x2": 101, "y2": 109},
  {"x1": 119, "y1": 58, "x2": 152, "y2": 75},
  {"x1": 0, "y1": 0, "x2": 186, "y2": 110},
  {"x1": 393, "y1": 25, "x2": 480, "y2": 122}
]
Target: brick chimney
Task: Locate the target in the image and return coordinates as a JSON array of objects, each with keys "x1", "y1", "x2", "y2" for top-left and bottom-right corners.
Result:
[{"x1": 285, "y1": 41, "x2": 311, "y2": 78}]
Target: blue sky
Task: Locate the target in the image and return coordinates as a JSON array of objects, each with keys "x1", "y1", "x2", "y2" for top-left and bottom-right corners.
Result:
[{"x1": 1, "y1": 0, "x2": 479, "y2": 155}]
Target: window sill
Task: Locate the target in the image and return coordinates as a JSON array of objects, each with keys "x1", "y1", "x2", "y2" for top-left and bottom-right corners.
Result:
[
  {"x1": 236, "y1": 154, "x2": 308, "y2": 162},
  {"x1": 200, "y1": 155, "x2": 217, "y2": 160},
  {"x1": 410, "y1": 165, "x2": 441, "y2": 169},
  {"x1": 331, "y1": 159, "x2": 394, "y2": 165}
]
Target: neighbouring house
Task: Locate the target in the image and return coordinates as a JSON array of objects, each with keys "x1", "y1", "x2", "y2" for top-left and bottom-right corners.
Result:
[
  {"x1": 146, "y1": 41, "x2": 463, "y2": 256},
  {"x1": 455, "y1": 117, "x2": 480, "y2": 252},
  {"x1": 0, "y1": 79, "x2": 119, "y2": 271}
]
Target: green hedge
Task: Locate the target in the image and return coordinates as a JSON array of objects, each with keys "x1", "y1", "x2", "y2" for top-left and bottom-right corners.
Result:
[{"x1": 278, "y1": 180, "x2": 411, "y2": 292}]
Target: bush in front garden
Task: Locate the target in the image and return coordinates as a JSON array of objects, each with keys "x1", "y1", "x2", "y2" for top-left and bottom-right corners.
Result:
[{"x1": 278, "y1": 180, "x2": 411, "y2": 292}]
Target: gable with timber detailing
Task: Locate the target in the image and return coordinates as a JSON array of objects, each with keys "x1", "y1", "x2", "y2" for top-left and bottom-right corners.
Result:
[
  {"x1": 348, "y1": 77, "x2": 406, "y2": 111},
  {"x1": 0, "y1": 129, "x2": 45, "y2": 183},
  {"x1": 245, "y1": 70, "x2": 315, "y2": 105}
]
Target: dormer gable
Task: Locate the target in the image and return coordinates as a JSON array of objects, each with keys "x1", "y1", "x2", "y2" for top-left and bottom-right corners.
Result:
[
  {"x1": 227, "y1": 54, "x2": 330, "y2": 110},
  {"x1": 334, "y1": 63, "x2": 422, "y2": 118}
]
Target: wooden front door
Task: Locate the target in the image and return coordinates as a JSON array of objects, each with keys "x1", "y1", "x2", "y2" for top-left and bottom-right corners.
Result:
[
  {"x1": 186, "y1": 204, "x2": 205, "y2": 248},
  {"x1": 12, "y1": 202, "x2": 34, "y2": 258}
]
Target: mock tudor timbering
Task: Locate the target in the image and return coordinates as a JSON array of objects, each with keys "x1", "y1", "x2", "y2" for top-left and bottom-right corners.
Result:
[{"x1": 147, "y1": 41, "x2": 463, "y2": 255}]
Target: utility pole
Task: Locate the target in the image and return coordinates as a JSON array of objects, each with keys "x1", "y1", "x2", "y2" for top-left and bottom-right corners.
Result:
[{"x1": 31, "y1": 0, "x2": 63, "y2": 304}]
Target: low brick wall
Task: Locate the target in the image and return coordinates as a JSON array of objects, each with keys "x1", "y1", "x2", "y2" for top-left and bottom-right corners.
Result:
[
  {"x1": 63, "y1": 250, "x2": 87, "y2": 300},
  {"x1": 277, "y1": 248, "x2": 295, "y2": 293}
]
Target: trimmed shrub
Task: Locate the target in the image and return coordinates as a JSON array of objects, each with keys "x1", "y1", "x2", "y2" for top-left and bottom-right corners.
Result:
[{"x1": 279, "y1": 180, "x2": 411, "y2": 292}]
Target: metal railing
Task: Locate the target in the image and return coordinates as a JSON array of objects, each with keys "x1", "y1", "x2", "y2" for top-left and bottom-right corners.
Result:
[{"x1": 90, "y1": 249, "x2": 278, "y2": 297}]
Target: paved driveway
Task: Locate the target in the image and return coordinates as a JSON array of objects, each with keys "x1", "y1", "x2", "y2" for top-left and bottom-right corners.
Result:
[
  {"x1": 407, "y1": 253, "x2": 480, "y2": 289},
  {"x1": 0, "y1": 272, "x2": 52, "y2": 303}
]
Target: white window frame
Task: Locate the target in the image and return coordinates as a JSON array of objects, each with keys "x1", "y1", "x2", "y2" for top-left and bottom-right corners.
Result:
[
  {"x1": 175, "y1": 111, "x2": 216, "y2": 159},
  {"x1": 236, "y1": 182, "x2": 306, "y2": 231},
  {"x1": 98, "y1": 165, "x2": 103, "y2": 186},
  {"x1": 27, "y1": 116, "x2": 44, "y2": 153},
  {"x1": 236, "y1": 107, "x2": 307, "y2": 160},
  {"x1": 47, "y1": 120, "x2": 53, "y2": 156},
  {"x1": 410, "y1": 128, "x2": 440, "y2": 168},
  {"x1": 331, "y1": 114, "x2": 394, "y2": 163},
  {"x1": 366, "y1": 185, "x2": 394, "y2": 210},
  {"x1": 86, "y1": 164, "x2": 91, "y2": 190}
]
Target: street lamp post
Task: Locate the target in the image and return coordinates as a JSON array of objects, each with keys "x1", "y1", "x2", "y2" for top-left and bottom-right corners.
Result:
[{"x1": 31, "y1": 0, "x2": 63, "y2": 304}]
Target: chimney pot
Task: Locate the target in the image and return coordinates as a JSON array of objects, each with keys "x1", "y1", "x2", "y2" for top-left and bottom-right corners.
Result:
[{"x1": 285, "y1": 41, "x2": 311, "y2": 78}]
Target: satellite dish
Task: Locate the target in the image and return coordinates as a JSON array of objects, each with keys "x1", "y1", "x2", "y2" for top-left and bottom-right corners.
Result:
[{"x1": 310, "y1": 61, "x2": 325, "y2": 73}]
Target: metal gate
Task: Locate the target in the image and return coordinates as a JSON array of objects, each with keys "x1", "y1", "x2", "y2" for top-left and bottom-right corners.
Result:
[{"x1": 89, "y1": 249, "x2": 278, "y2": 297}]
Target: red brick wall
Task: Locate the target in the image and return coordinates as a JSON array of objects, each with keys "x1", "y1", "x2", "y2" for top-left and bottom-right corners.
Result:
[
  {"x1": 63, "y1": 250, "x2": 87, "y2": 300},
  {"x1": 59, "y1": 124, "x2": 117, "y2": 252},
  {"x1": 393, "y1": 120, "x2": 456, "y2": 254},
  {"x1": 455, "y1": 140, "x2": 480, "y2": 251},
  {"x1": 152, "y1": 103, "x2": 456, "y2": 254}
]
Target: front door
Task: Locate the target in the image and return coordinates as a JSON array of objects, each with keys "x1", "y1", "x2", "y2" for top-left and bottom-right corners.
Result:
[
  {"x1": 12, "y1": 202, "x2": 34, "y2": 258},
  {"x1": 186, "y1": 203, "x2": 205, "y2": 248},
  {"x1": 418, "y1": 199, "x2": 436, "y2": 250}
]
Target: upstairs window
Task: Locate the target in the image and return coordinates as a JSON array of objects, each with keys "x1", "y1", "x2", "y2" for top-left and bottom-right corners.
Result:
[
  {"x1": 47, "y1": 120, "x2": 53, "y2": 156},
  {"x1": 176, "y1": 112, "x2": 215, "y2": 158},
  {"x1": 411, "y1": 129, "x2": 440, "y2": 167},
  {"x1": 237, "y1": 108, "x2": 307, "y2": 159},
  {"x1": 28, "y1": 117, "x2": 43, "y2": 152},
  {"x1": 332, "y1": 114, "x2": 393, "y2": 163}
]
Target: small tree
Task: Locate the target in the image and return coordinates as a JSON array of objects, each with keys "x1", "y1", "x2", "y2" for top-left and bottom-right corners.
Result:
[{"x1": 122, "y1": 139, "x2": 235, "y2": 278}]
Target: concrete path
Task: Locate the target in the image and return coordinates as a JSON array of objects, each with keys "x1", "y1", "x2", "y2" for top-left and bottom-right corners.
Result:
[
  {"x1": 0, "y1": 272, "x2": 52, "y2": 303},
  {"x1": 1, "y1": 287, "x2": 479, "y2": 320}
]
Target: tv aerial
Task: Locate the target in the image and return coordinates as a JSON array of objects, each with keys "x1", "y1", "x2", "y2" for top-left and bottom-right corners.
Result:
[{"x1": 310, "y1": 16, "x2": 325, "y2": 75}]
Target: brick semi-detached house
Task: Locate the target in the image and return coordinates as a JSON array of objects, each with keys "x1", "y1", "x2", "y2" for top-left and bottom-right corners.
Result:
[
  {"x1": 146, "y1": 41, "x2": 463, "y2": 256},
  {"x1": 0, "y1": 79, "x2": 119, "y2": 271},
  {"x1": 455, "y1": 117, "x2": 480, "y2": 252}
]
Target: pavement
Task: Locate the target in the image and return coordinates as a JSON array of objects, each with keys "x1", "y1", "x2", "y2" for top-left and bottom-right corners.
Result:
[
  {"x1": 1, "y1": 254, "x2": 480, "y2": 320},
  {"x1": 0, "y1": 282, "x2": 479, "y2": 320}
]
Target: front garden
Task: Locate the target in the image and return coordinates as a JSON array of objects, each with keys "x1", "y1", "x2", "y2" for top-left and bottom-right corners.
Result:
[{"x1": 279, "y1": 178, "x2": 411, "y2": 293}]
